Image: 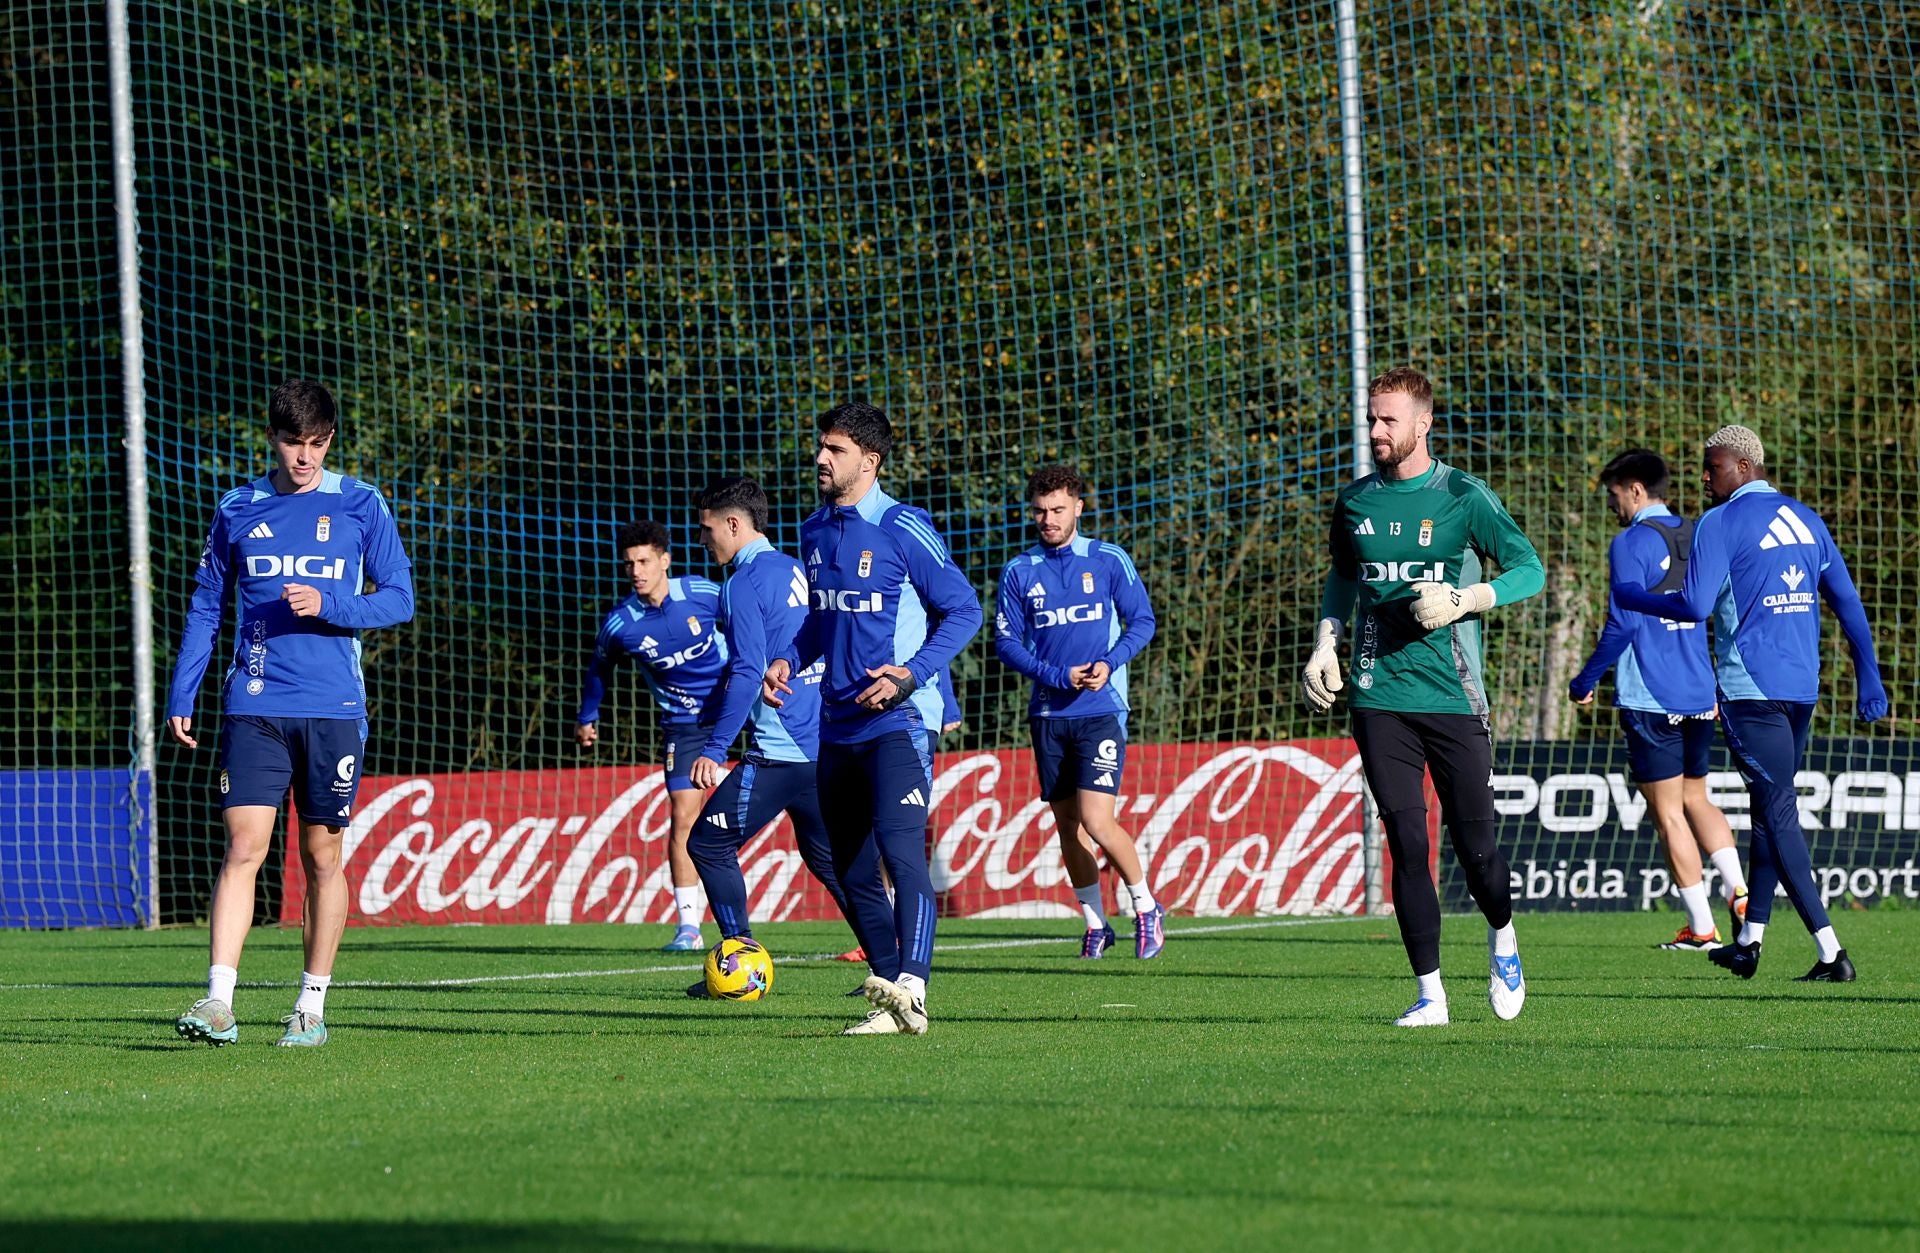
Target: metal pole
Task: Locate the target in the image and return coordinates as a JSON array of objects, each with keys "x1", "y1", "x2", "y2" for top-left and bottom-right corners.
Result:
[
  {"x1": 108, "y1": 0, "x2": 158, "y2": 928},
  {"x1": 1334, "y1": 0, "x2": 1384, "y2": 916}
]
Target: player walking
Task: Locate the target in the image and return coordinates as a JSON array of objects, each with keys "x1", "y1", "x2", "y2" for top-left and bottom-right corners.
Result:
[
  {"x1": 1569, "y1": 449, "x2": 1749, "y2": 949},
  {"x1": 682, "y1": 476, "x2": 851, "y2": 992},
  {"x1": 765, "y1": 402, "x2": 982, "y2": 1035},
  {"x1": 169, "y1": 380, "x2": 415, "y2": 1048},
  {"x1": 574, "y1": 520, "x2": 728, "y2": 952},
  {"x1": 993, "y1": 465, "x2": 1163, "y2": 959},
  {"x1": 1613, "y1": 425, "x2": 1887, "y2": 982},
  {"x1": 1302, "y1": 367, "x2": 1544, "y2": 1027}
]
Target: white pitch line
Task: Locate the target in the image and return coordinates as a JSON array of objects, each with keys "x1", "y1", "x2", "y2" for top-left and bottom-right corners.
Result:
[{"x1": 0, "y1": 915, "x2": 1359, "y2": 992}]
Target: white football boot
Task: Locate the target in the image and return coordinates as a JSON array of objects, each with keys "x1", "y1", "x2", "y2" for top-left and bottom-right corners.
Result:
[
  {"x1": 862, "y1": 974, "x2": 929, "y2": 1036},
  {"x1": 1393, "y1": 997, "x2": 1450, "y2": 1028},
  {"x1": 1489, "y1": 929, "x2": 1526, "y2": 1021},
  {"x1": 841, "y1": 1008, "x2": 902, "y2": 1035}
]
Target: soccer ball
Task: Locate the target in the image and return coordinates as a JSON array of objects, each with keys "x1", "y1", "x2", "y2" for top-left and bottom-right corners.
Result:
[{"x1": 703, "y1": 937, "x2": 775, "y2": 1001}]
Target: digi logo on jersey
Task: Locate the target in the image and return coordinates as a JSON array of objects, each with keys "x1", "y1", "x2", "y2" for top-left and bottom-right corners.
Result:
[
  {"x1": 1034, "y1": 602, "x2": 1105, "y2": 628},
  {"x1": 246, "y1": 554, "x2": 349, "y2": 580},
  {"x1": 813, "y1": 588, "x2": 884, "y2": 613},
  {"x1": 651, "y1": 636, "x2": 717, "y2": 670},
  {"x1": 1359, "y1": 560, "x2": 1445, "y2": 584}
]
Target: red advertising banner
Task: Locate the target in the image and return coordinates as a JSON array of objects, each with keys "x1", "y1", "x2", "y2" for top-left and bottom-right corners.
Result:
[{"x1": 283, "y1": 741, "x2": 1383, "y2": 927}]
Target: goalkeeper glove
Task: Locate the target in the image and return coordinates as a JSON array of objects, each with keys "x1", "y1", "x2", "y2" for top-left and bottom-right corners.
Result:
[
  {"x1": 1301, "y1": 617, "x2": 1344, "y2": 712},
  {"x1": 1409, "y1": 581, "x2": 1495, "y2": 631}
]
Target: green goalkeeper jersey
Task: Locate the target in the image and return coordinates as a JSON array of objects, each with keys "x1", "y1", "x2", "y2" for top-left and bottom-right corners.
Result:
[{"x1": 1318, "y1": 459, "x2": 1544, "y2": 716}]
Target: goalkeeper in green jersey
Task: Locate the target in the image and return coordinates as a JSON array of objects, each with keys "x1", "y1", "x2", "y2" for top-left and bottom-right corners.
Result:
[{"x1": 1302, "y1": 367, "x2": 1545, "y2": 1028}]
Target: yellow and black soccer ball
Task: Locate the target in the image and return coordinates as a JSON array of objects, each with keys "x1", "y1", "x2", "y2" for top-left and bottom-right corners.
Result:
[{"x1": 703, "y1": 937, "x2": 775, "y2": 1001}]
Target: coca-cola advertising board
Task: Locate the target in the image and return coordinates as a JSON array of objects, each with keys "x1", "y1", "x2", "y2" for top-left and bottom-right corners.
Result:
[{"x1": 283, "y1": 741, "x2": 1378, "y2": 926}]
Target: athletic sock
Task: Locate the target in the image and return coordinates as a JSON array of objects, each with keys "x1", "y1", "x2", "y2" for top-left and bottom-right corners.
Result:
[
  {"x1": 895, "y1": 971, "x2": 927, "y2": 1003},
  {"x1": 673, "y1": 887, "x2": 704, "y2": 930},
  {"x1": 1073, "y1": 883, "x2": 1110, "y2": 931},
  {"x1": 1490, "y1": 922, "x2": 1518, "y2": 958},
  {"x1": 208, "y1": 964, "x2": 238, "y2": 1008},
  {"x1": 1813, "y1": 926, "x2": 1842, "y2": 963},
  {"x1": 1127, "y1": 880, "x2": 1158, "y2": 915},
  {"x1": 294, "y1": 971, "x2": 331, "y2": 1018},
  {"x1": 1677, "y1": 881, "x2": 1716, "y2": 935},
  {"x1": 1415, "y1": 969, "x2": 1445, "y2": 1004},
  {"x1": 1710, "y1": 847, "x2": 1749, "y2": 897},
  {"x1": 1738, "y1": 920, "x2": 1767, "y2": 947}
]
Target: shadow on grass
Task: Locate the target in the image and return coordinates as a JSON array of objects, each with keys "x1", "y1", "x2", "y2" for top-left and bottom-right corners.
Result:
[{"x1": 0, "y1": 1222, "x2": 832, "y2": 1253}]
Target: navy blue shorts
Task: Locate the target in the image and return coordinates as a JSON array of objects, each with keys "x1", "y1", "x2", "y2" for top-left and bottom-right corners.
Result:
[
  {"x1": 1030, "y1": 715, "x2": 1127, "y2": 802},
  {"x1": 219, "y1": 715, "x2": 368, "y2": 823},
  {"x1": 661, "y1": 725, "x2": 713, "y2": 792},
  {"x1": 1619, "y1": 708, "x2": 1715, "y2": 784}
]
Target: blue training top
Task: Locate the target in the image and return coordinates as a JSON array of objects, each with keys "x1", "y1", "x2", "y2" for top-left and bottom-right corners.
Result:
[
  {"x1": 577, "y1": 576, "x2": 730, "y2": 729},
  {"x1": 1569, "y1": 504, "x2": 1716, "y2": 715},
  {"x1": 168, "y1": 470, "x2": 415, "y2": 721},
  {"x1": 1613, "y1": 481, "x2": 1885, "y2": 716},
  {"x1": 784, "y1": 483, "x2": 983, "y2": 745},
  {"x1": 994, "y1": 533, "x2": 1156, "y2": 720},
  {"x1": 698, "y1": 536, "x2": 822, "y2": 766}
]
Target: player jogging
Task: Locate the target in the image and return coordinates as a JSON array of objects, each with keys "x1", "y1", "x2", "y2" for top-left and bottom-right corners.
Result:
[
  {"x1": 994, "y1": 464, "x2": 1163, "y2": 959},
  {"x1": 1302, "y1": 367, "x2": 1544, "y2": 1027},
  {"x1": 682, "y1": 476, "x2": 851, "y2": 995},
  {"x1": 765, "y1": 401, "x2": 983, "y2": 1036},
  {"x1": 1613, "y1": 425, "x2": 1887, "y2": 982},
  {"x1": 169, "y1": 380, "x2": 415, "y2": 1048},
  {"x1": 1569, "y1": 449, "x2": 1749, "y2": 950},
  {"x1": 574, "y1": 520, "x2": 728, "y2": 952}
]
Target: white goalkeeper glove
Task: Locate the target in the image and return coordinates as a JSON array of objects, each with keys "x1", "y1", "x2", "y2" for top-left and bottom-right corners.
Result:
[
  {"x1": 1301, "y1": 617, "x2": 1345, "y2": 712},
  {"x1": 1409, "y1": 581, "x2": 1496, "y2": 631}
]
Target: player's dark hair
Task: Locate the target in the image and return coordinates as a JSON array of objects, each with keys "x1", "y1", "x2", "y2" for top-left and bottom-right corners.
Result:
[
  {"x1": 616, "y1": 520, "x2": 671, "y2": 555},
  {"x1": 1027, "y1": 464, "x2": 1088, "y2": 501},
  {"x1": 817, "y1": 401, "x2": 894, "y2": 462},
  {"x1": 268, "y1": 379, "x2": 338, "y2": 438},
  {"x1": 697, "y1": 476, "x2": 769, "y2": 533},
  {"x1": 1599, "y1": 448, "x2": 1671, "y2": 500},
  {"x1": 1368, "y1": 366, "x2": 1433, "y2": 410}
]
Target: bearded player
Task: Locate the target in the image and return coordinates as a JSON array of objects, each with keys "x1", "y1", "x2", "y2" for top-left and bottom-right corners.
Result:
[{"x1": 1303, "y1": 366, "x2": 1545, "y2": 1027}]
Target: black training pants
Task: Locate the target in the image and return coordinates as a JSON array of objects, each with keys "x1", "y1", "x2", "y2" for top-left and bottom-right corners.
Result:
[{"x1": 1350, "y1": 709, "x2": 1514, "y2": 975}]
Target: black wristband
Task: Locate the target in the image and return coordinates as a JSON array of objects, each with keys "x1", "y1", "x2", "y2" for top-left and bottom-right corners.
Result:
[{"x1": 876, "y1": 669, "x2": 919, "y2": 711}]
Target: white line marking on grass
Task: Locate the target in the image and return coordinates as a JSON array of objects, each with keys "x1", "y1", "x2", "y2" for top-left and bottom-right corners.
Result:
[{"x1": 0, "y1": 915, "x2": 1359, "y2": 991}]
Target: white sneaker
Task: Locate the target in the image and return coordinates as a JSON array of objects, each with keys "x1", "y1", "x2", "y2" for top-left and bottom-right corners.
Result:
[
  {"x1": 1393, "y1": 997, "x2": 1450, "y2": 1027},
  {"x1": 1489, "y1": 935, "x2": 1526, "y2": 1021},
  {"x1": 862, "y1": 974, "x2": 929, "y2": 1036},
  {"x1": 841, "y1": 1008, "x2": 901, "y2": 1035}
]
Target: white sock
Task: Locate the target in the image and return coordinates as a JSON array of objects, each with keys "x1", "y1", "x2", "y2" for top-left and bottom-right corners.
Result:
[
  {"x1": 208, "y1": 964, "x2": 238, "y2": 1008},
  {"x1": 895, "y1": 972, "x2": 926, "y2": 1002},
  {"x1": 1416, "y1": 969, "x2": 1445, "y2": 1004},
  {"x1": 1710, "y1": 847, "x2": 1748, "y2": 897},
  {"x1": 1813, "y1": 926, "x2": 1842, "y2": 963},
  {"x1": 1126, "y1": 880, "x2": 1158, "y2": 915},
  {"x1": 1073, "y1": 883, "x2": 1109, "y2": 931},
  {"x1": 1677, "y1": 881, "x2": 1716, "y2": 935},
  {"x1": 1490, "y1": 922, "x2": 1518, "y2": 957},
  {"x1": 1738, "y1": 920, "x2": 1767, "y2": 947},
  {"x1": 673, "y1": 887, "x2": 704, "y2": 930},
  {"x1": 295, "y1": 971, "x2": 331, "y2": 1018}
]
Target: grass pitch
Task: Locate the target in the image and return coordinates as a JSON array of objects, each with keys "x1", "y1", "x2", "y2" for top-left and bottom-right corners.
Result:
[{"x1": 3, "y1": 912, "x2": 1918, "y2": 1251}]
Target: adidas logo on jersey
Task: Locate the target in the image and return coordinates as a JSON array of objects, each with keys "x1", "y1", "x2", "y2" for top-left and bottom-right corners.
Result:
[
  {"x1": 788, "y1": 568, "x2": 809, "y2": 609},
  {"x1": 899, "y1": 788, "x2": 926, "y2": 807},
  {"x1": 1093, "y1": 771, "x2": 1115, "y2": 788},
  {"x1": 248, "y1": 523, "x2": 274, "y2": 539},
  {"x1": 1757, "y1": 504, "x2": 1816, "y2": 550},
  {"x1": 1353, "y1": 517, "x2": 1375, "y2": 536},
  {"x1": 639, "y1": 635, "x2": 658, "y2": 649}
]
